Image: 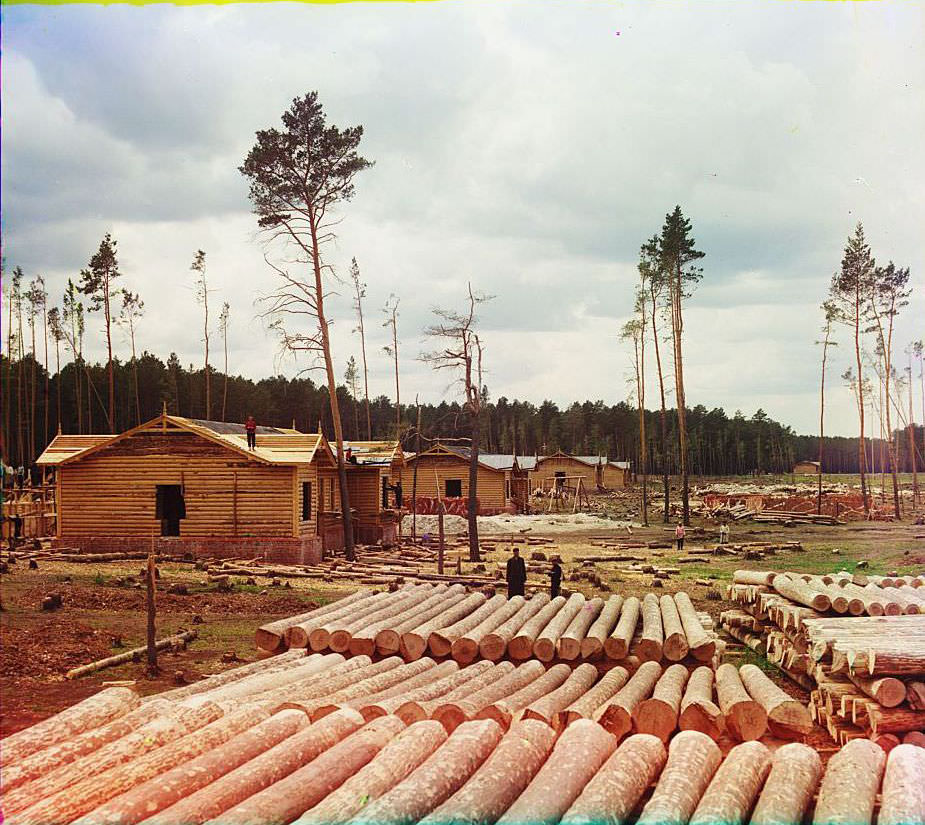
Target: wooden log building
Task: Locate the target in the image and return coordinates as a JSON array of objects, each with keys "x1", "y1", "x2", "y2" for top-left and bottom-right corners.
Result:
[
  {"x1": 36, "y1": 414, "x2": 400, "y2": 563},
  {"x1": 793, "y1": 460, "x2": 822, "y2": 475}
]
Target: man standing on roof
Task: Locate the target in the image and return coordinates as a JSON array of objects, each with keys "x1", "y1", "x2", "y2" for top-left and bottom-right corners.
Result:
[
  {"x1": 245, "y1": 415, "x2": 257, "y2": 451},
  {"x1": 506, "y1": 547, "x2": 526, "y2": 599}
]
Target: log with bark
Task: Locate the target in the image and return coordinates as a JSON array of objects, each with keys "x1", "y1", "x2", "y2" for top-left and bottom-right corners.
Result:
[
  {"x1": 207, "y1": 715, "x2": 406, "y2": 825},
  {"x1": 65, "y1": 630, "x2": 197, "y2": 680},
  {"x1": 78, "y1": 710, "x2": 309, "y2": 825},
  {"x1": 479, "y1": 593, "x2": 549, "y2": 661},
  {"x1": 534, "y1": 592, "x2": 586, "y2": 662},
  {"x1": 429, "y1": 593, "x2": 507, "y2": 658},
  {"x1": 598, "y1": 660, "x2": 663, "y2": 739},
  {"x1": 633, "y1": 663, "x2": 689, "y2": 743},
  {"x1": 294, "y1": 721, "x2": 448, "y2": 825},
  {"x1": 679, "y1": 666, "x2": 724, "y2": 741},
  {"x1": 605, "y1": 596, "x2": 640, "y2": 660},
  {"x1": 637, "y1": 593, "x2": 664, "y2": 662},
  {"x1": 0, "y1": 686, "x2": 140, "y2": 766},
  {"x1": 418, "y1": 720, "x2": 557, "y2": 825},
  {"x1": 346, "y1": 719, "x2": 504, "y2": 825},
  {"x1": 877, "y1": 743, "x2": 925, "y2": 825},
  {"x1": 521, "y1": 663, "x2": 599, "y2": 727},
  {"x1": 401, "y1": 592, "x2": 488, "y2": 660},
  {"x1": 558, "y1": 666, "x2": 630, "y2": 730},
  {"x1": 659, "y1": 595, "x2": 690, "y2": 662},
  {"x1": 750, "y1": 742, "x2": 822, "y2": 825},
  {"x1": 560, "y1": 733, "x2": 667, "y2": 825},
  {"x1": 739, "y1": 663, "x2": 812, "y2": 739},
  {"x1": 580, "y1": 594, "x2": 623, "y2": 659},
  {"x1": 715, "y1": 662, "x2": 768, "y2": 742},
  {"x1": 674, "y1": 591, "x2": 716, "y2": 661},
  {"x1": 812, "y1": 738, "x2": 885, "y2": 825},
  {"x1": 635, "y1": 730, "x2": 722, "y2": 825},
  {"x1": 477, "y1": 663, "x2": 572, "y2": 728},
  {"x1": 141, "y1": 708, "x2": 365, "y2": 825},
  {"x1": 451, "y1": 595, "x2": 525, "y2": 664},
  {"x1": 509, "y1": 596, "x2": 566, "y2": 660},
  {"x1": 495, "y1": 719, "x2": 618, "y2": 825},
  {"x1": 689, "y1": 740, "x2": 771, "y2": 825},
  {"x1": 433, "y1": 660, "x2": 546, "y2": 732}
]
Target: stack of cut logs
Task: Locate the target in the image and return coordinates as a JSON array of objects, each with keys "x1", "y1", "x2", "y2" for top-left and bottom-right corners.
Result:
[
  {"x1": 2, "y1": 651, "x2": 923, "y2": 825},
  {"x1": 723, "y1": 569, "x2": 925, "y2": 746},
  {"x1": 257, "y1": 584, "x2": 718, "y2": 668}
]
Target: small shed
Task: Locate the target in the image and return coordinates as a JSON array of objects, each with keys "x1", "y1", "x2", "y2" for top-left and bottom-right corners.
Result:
[
  {"x1": 601, "y1": 460, "x2": 632, "y2": 489},
  {"x1": 793, "y1": 460, "x2": 822, "y2": 475}
]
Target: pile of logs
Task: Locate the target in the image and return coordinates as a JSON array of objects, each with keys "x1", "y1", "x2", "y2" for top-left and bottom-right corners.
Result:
[
  {"x1": 257, "y1": 585, "x2": 719, "y2": 668},
  {"x1": 2, "y1": 654, "x2": 923, "y2": 825},
  {"x1": 723, "y1": 569, "x2": 925, "y2": 745}
]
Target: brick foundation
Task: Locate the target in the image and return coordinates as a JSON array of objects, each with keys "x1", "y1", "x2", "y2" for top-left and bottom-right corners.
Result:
[{"x1": 56, "y1": 535, "x2": 325, "y2": 566}]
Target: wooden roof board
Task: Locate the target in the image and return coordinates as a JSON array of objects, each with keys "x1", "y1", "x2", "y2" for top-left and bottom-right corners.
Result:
[
  {"x1": 35, "y1": 435, "x2": 114, "y2": 466},
  {"x1": 56, "y1": 415, "x2": 331, "y2": 468}
]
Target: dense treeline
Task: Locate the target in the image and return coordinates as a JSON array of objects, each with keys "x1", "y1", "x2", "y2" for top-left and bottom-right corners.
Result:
[{"x1": 2, "y1": 351, "x2": 921, "y2": 477}]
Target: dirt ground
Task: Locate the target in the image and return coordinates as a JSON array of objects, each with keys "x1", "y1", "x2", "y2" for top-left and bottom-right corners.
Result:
[{"x1": 2, "y1": 488, "x2": 923, "y2": 737}]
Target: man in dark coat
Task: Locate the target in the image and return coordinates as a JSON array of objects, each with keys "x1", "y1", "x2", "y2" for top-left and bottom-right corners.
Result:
[
  {"x1": 549, "y1": 556, "x2": 563, "y2": 599},
  {"x1": 506, "y1": 547, "x2": 526, "y2": 599}
]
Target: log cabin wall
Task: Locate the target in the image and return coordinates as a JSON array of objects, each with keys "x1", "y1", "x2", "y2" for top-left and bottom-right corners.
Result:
[
  {"x1": 600, "y1": 463, "x2": 629, "y2": 489},
  {"x1": 57, "y1": 429, "x2": 296, "y2": 539},
  {"x1": 530, "y1": 454, "x2": 600, "y2": 492},
  {"x1": 400, "y1": 454, "x2": 508, "y2": 512}
]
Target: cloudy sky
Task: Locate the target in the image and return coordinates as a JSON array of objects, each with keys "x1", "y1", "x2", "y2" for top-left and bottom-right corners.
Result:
[{"x1": 3, "y1": 0, "x2": 923, "y2": 437}]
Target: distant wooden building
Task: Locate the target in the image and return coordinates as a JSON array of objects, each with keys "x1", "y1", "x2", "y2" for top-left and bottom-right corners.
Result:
[
  {"x1": 793, "y1": 460, "x2": 821, "y2": 475},
  {"x1": 343, "y1": 440, "x2": 404, "y2": 544},
  {"x1": 601, "y1": 460, "x2": 632, "y2": 489},
  {"x1": 401, "y1": 444, "x2": 516, "y2": 516},
  {"x1": 40, "y1": 414, "x2": 395, "y2": 562},
  {"x1": 530, "y1": 451, "x2": 605, "y2": 492}
]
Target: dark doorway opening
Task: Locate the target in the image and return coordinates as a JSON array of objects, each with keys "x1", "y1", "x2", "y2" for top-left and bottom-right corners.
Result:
[
  {"x1": 156, "y1": 485, "x2": 186, "y2": 536},
  {"x1": 445, "y1": 479, "x2": 463, "y2": 498},
  {"x1": 554, "y1": 471, "x2": 566, "y2": 489}
]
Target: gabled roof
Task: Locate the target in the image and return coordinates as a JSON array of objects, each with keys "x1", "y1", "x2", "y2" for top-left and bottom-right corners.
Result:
[
  {"x1": 405, "y1": 443, "x2": 508, "y2": 473},
  {"x1": 608, "y1": 460, "x2": 631, "y2": 470},
  {"x1": 343, "y1": 441, "x2": 404, "y2": 466},
  {"x1": 535, "y1": 450, "x2": 606, "y2": 468},
  {"x1": 56, "y1": 414, "x2": 334, "y2": 467},
  {"x1": 36, "y1": 434, "x2": 114, "y2": 466}
]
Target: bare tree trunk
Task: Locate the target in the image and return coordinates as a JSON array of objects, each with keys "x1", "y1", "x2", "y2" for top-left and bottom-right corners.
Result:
[
  {"x1": 146, "y1": 552, "x2": 158, "y2": 676},
  {"x1": 354, "y1": 277, "x2": 372, "y2": 441},
  {"x1": 4, "y1": 293, "x2": 11, "y2": 463},
  {"x1": 390, "y1": 308, "x2": 401, "y2": 438},
  {"x1": 55, "y1": 338, "x2": 62, "y2": 430},
  {"x1": 29, "y1": 313, "x2": 37, "y2": 463},
  {"x1": 650, "y1": 292, "x2": 670, "y2": 523},
  {"x1": 310, "y1": 212, "x2": 354, "y2": 560},
  {"x1": 854, "y1": 288, "x2": 869, "y2": 515},
  {"x1": 633, "y1": 323, "x2": 648, "y2": 527},
  {"x1": 130, "y1": 321, "x2": 141, "y2": 426},
  {"x1": 222, "y1": 323, "x2": 229, "y2": 423},
  {"x1": 103, "y1": 280, "x2": 115, "y2": 433},
  {"x1": 670, "y1": 274, "x2": 690, "y2": 525},
  {"x1": 412, "y1": 400, "x2": 420, "y2": 543},
  {"x1": 817, "y1": 324, "x2": 832, "y2": 515},
  {"x1": 43, "y1": 304, "x2": 49, "y2": 450},
  {"x1": 910, "y1": 352, "x2": 919, "y2": 507},
  {"x1": 467, "y1": 408, "x2": 481, "y2": 562}
]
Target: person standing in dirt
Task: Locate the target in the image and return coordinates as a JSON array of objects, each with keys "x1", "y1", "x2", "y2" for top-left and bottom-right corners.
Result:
[
  {"x1": 245, "y1": 415, "x2": 257, "y2": 451},
  {"x1": 506, "y1": 547, "x2": 526, "y2": 599},
  {"x1": 719, "y1": 521, "x2": 729, "y2": 545},
  {"x1": 675, "y1": 522, "x2": 686, "y2": 553},
  {"x1": 549, "y1": 556, "x2": 562, "y2": 599}
]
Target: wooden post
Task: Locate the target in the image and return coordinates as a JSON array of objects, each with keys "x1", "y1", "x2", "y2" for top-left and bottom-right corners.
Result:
[
  {"x1": 146, "y1": 551, "x2": 158, "y2": 676},
  {"x1": 434, "y1": 467, "x2": 445, "y2": 575}
]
